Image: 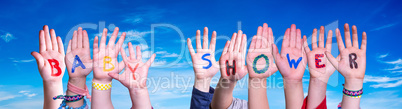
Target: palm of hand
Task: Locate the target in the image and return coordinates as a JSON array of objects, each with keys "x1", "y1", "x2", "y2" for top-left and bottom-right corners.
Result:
[
  {"x1": 247, "y1": 49, "x2": 276, "y2": 78},
  {"x1": 39, "y1": 51, "x2": 66, "y2": 82},
  {"x1": 66, "y1": 48, "x2": 92, "y2": 78},
  {"x1": 191, "y1": 50, "x2": 219, "y2": 80},
  {"x1": 120, "y1": 60, "x2": 149, "y2": 89},
  {"x1": 306, "y1": 48, "x2": 335, "y2": 78},
  {"x1": 93, "y1": 48, "x2": 119, "y2": 80},
  {"x1": 219, "y1": 53, "x2": 247, "y2": 81},
  {"x1": 336, "y1": 48, "x2": 365, "y2": 79},
  {"x1": 277, "y1": 48, "x2": 307, "y2": 80}
]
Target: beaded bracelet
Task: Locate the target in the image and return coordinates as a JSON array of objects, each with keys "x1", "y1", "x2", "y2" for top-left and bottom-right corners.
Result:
[
  {"x1": 342, "y1": 87, "x2": 363, "y2": 98},
  {"x1": 58, "y1": 98, "x2": 88, "y2": 109},
  {"x1": 92, "y1": 81, "x2": 112, "y2": 90},
  {"x1": 53, "y1": 94, "x2": 84, "y2": 102}
]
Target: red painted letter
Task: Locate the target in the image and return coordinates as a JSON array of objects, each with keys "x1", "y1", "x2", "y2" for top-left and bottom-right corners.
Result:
[
  {"x1": 48, "y1": 59, "x2": 62, "y2": 76},
  {"x1": 128, "y1": 64, "x2": 139, "y2": 80}
]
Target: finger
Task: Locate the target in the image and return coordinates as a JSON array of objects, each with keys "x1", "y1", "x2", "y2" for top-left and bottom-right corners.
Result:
[
  {"x1": 99, "y1": 28, "x2": 108, "y2": 50},
  {"x1": 239, "y1": 34, "x2": 247, "y2": 53},
  {"x1": 262, "y1": 23, "x2": 269, "y2": 48},
  {"x1": 108, "y1": 73, "x2": 120, "y2": 81},
  {"x1": 296, "y1": 29, "x2": 302, "y2": 49},
  {"x1": 136, "y1": 46, "x2": 141, "y2": 61},
  {"x1": 272, "y1": 44, "x2": 282, "y2": 61},
  {"x1": 83, "y1": 30, "x2": 90, "y2": 49},
  {"x1": 146, "y1": 53, "x2": 156, "y2": 67},
  {"x1": 352, "y1": 25, "x2": 359, "y2": 48},
  {"x1": 118, "y1": 61, "x2": 125, "y2": 73},
  {"x1": 256, "y1": 26, "x2": 262, "y2": 48},
  {"x1": 318, "y1": 26, "x2": 325, "y2": 48},
  {"x1": 120, "y1": 47, "x2": 129, "y2": 63},
  {"x1": 43, "y1": 25, "x2": 52, "y2": 51},
  {"x1": 67, "y1": 40, "x2": 72, "y2": 53},
  {"x1": 303, "y1": 35, "x2": 310, "y2": 53},
  {"x1": 344, "y1": 23, "x2": 352, "y2": 48},
  {"x1": 39, "y1": 30, "x2": 46, "y2": 53},
  {"x1": 203, "y1": 27, "x2": 209, "y2": 49},
  {"x1": 312, "y1": 28, "x2": 318, "y2": 49},
  {"x1": 196, "y1": 30, "x2": 201, "y2": 52},
  {"x1": 228, "y1": 33, "x2": 237, "y2": 52},
  {"x1": 325, "y1": 51, "x2": 339, "y2": 69},
  {"x1": 187, "y1": 38, "x2": 195, "y2": 55},
  {"x1": 290, "y1": 24, "x2": 296, "y2": 48},
  {"x1": 250, "y1": 35, "x2": 256, "y2": 49},
  {"x1": 234, "y1": 30, "x2": 243, "y2": 52},
  {"x1": 282, "y1": 28, "x2": 290, "y2": 48},
  {"x1": 128, "y1": 42, "x2": 135, "y2": 60},
  {"x1": 31, "y1": 52, "x2": 45, "y2": 67},
  {"x1": 257, "y1": 26, "x2": 262, "y2": 37},
  {"x1": 93, "y1": 36, "x2": 99, "y2": 59},
  {"x1": 108, "y1": 27, "x2": 120, "y2": 49},
  {"x1": 77, "y1": 27, "x2": 83, "y2": 48},
  {"x1": 336, "y1": 28, "x2": 345, "y2": 51},
  {"x1": 72, "y1": 30, "x2": 77, "y2": 49},
  {"x1": 50, "y1": 29, "x2": 58, "y2": 51},
  {"x1": 361, "y1": 32, "x2": 367, "y2": 51},
  {"x1": 57, "y1": 37, "x2": 65, "y2": 54},
  {"x1": 268, "y1": 27, "x2": 273, "y2": 47},
  {"x1": 222, "y1": 41, "x2": 230, "y2": 55},
  {"x1": 326, "y1": 30, "x2": 333, "y2": 52},
  {"x1": 210, "y1": 31, "x2": 217, "y2": 52},
  {"x1": 115, "y1": 32, "x2": 126, "y2": 55}
]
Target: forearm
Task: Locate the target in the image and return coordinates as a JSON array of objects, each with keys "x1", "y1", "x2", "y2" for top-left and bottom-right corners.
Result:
[
  {"x1": 66, "y1": 77, "x2": 87, "y2": 107},
  {"x1": 130, "y1": 88, "x2": 152, "y2": 109},
  {"x1": 341, "y1": 78, "x2": 363, "y2": 109},
  {"x1": 194, "y1": 78, "x2": 212, "y2": 92},
  {"x1": 248, "y1": 78, "x2": 269, "y2": 109},
  {"x1": 211, "y1": 78, "x2": 236, "y2": 109},
  {"x1": 91, "y1": 79, "x2": 113, "y2": 109},
  {"x1": 43, "y1": 81, "x2": 64, "y2": 109},
  {"x1": 283, "y1": 79, "x2": 304, "y2": 109},
  {"x1": 306, "y1": 77, "x2": 328, "y2": 109}
]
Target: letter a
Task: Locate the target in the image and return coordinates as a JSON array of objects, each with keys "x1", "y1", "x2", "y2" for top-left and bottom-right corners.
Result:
[{"x1": 72, "y1": 55, "x2": 86, "y2": 73}]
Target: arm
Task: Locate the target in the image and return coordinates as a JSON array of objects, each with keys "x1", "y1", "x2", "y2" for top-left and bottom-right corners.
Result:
[
  {"x1": 211, "y1": 30, "x2": 248, "y2": 109},
  {"x1": 303, "y1": 26, "x2": 337, "y2": 108},
  {"x1": 65, "y1": 27, "x2": 93, "y2": 107},
  {"x1": 31, "y1": 25, "x2": 66, "y2": 109},
  {"x1": 91, "y1": 27, "x2": 126, "y2": 108},
  {"x1": 326, "y1": 23, "x2": 367, "y2": 109},
  {"x1": 109, "y1": 43, "x2": 156, "y2": 109},
  {"x1": 272, "y1": 24, "x2": 306, "y2": 109},
  {"x1": 247, "y1": 23, "x2": 278, "y2": 109},
  {"x1": 187, "y1": 27, "x2": 220, "y2": 108}
]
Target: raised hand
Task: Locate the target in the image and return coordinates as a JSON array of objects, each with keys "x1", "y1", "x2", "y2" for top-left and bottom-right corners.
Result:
[
  {"x1": 66, "y1": 27, "x2": 93, "y2": 80},
  {"x1": 32, "y1": 25, "x2": 66, "y2": 82},
  {"x1": 219, "y1": 30, "x2": 248, "y2": 81},
  {"x1": 273, "y1": 24, "x2": 307, "y2": 81},
  {"x1": 109, "y1": 42, "x2": 156, "y2": 89},
  {"x1": 272, "y1": 24, "x2": 306, "y2": 109},
  {"x1": 304, "y1": 26, "x2": 337, "y2": 81},
  {"x1": 326, "y1": 23, "x2": 367, "y2": 81},
  {"x1": 247, "y1": 23, "x2": 278, "y2": 78},
  {"x1": 31, "y1": 25, "x2": 65, "y2": 109},
  {"x1": 187, "y1": 27, "x2": 219, "y2": 92},
  {"x1": 187, "y1": 27, "x2": 219, "y2": 79},
  {"x1": 92, "y1": 27, "x2": 126, "y2": 83},
  {"x1": 325, "y1": 24, "x2": 367, "y2": 108}
]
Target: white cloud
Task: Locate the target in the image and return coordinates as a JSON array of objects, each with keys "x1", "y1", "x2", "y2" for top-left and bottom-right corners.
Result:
[
  {"x1": 384, "y1": 58, "x2": 402, "y2": 64},
  {"x1": 11, "y1": 58, "x2": 35, "y2": 63},
  {"x1": 371, "y1": 22, "x2": 399, "y2": 31},
  {"x1": 156, "y1": 51, "x2": 179, "y2": 58},
  {"x1": 0, "y1": 32, "x2": 15, "y2": 43},
  {"x1": 370, "y1": 80, "x2": 402, "y2": 88},
  {"x1": 378, "y1": 53, "x2": 388, "y2": 58},
  {"x1": 0, "y1": 92, "x2": 18, "y2": 101},
  {"x1": 123, "y1": 6, "x2": 167, "y2": 24},
  {"x1": 364, "y1": 75, "x2": 402, "y2": 88}
]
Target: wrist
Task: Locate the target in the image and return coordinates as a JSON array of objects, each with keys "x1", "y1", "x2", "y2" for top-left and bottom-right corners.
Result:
[
  {"x1": 68, "y1": 77, "x2": 87, "y2": 88},
  {"x1": 194, "y1": 78, "x2": 212, "y2": 92},
  {"x1": 216, "y1": 77, "x2": 236, "y2": 89},
  {"x1": 309, "y1": 77, "x2": 329, "y2": 87},
  {"x1": 92, "y1": 78, "x2": 112, "y2": 84},
  {"x1": 344, "y1": 78, "x2": 363, "y2": 90},
  {"x1": 249, "y1": 78, "x2": 267, "y2": 89},
  {"x1": 129, "y1": 88, "x2": 148, "y2": 96}
]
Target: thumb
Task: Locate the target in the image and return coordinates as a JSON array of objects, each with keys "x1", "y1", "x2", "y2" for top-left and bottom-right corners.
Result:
[
  {"x1": 31, "y1": 51, "x2": 44, "y2": 67},
  {"x1": 108, "y1": 73, "x2": 120, "y2": 81},
  {"x1": 272, "y1": 44, "x2": 281, "y2": 61},
  {"x1": 325, "y1": 51, "x2": 339, "y2": 70}
]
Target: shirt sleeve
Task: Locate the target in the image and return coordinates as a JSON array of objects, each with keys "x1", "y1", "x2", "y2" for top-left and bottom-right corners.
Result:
[
  {"x1": 227, "y1": 97, "x2": 248, "y2": 109},
  {"x1": 190, "y1": 86, "x2": 215, "y2": 109},
  {"x1": 301, "y1": 96, "x2": 327, "y2": 109}
]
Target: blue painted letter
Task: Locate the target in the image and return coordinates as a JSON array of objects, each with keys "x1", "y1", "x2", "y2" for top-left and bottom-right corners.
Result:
[
  {"x1": 72, "y1": 55, "x2": 86, "y2": 73},
  {"x1": 286, "y1": 54, "x2": 302, "y2": 69},
  {"x1": 202, "y1": 53, "x2": 212, "y2": 69}
]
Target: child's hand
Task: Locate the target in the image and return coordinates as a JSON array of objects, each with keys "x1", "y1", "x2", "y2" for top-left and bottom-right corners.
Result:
[
  {"x1": 65, "y1": 27, "x2": 93, "y2": 79},
  {"x1": 31, "y1": 25, "x2": 66, "y2": 82},
  {"x1": 247, "y1": 23, "x2": 278, "y2": 79},
  {"x1": 304, "y1": 26, "x2": 337, "y2": 81},
  {"x1": 92, "y1": 27, "x2": 126, "y2": 83},
  {"x1": 109, "y1": 42, "x2": 156, "y2": 90},
  {"x1": 219, "y1": 30, "x2": 248, "y2": 82},
  {"x1": 187, "y1": 27, "x2": 219, "y2": 81},
  {"x1": 273, "y1": 24, "x2": 307, "y2": 81},
  {"x1": 326, "y1": 23, "x2": 366, "y2": 86}
]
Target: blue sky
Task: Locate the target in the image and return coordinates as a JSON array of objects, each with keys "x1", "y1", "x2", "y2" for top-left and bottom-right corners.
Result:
[{"x1": 1, "y1": 0, "x2": 402, "y2": 108}]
